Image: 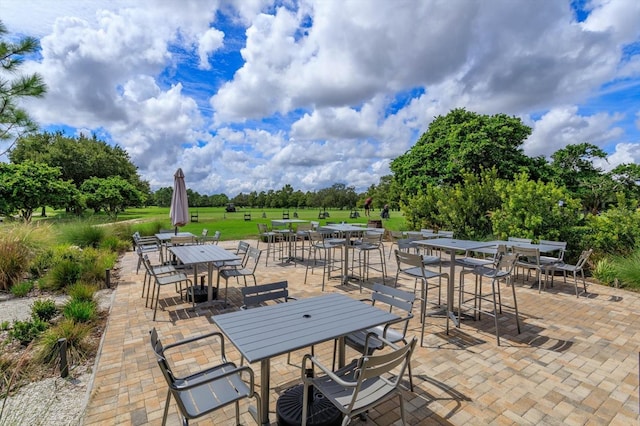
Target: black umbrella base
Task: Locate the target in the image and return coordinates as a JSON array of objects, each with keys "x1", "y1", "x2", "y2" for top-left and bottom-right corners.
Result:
[
  {"x1": 276, "y1": 384, "x2": 342, "y2": 426},
  {"x1": 186, "y1": 286, "x2": 216, "y2": 303}
]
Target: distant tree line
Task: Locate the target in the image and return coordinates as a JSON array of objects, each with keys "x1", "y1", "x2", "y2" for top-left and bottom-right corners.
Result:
[{"x1": 150, "y1": 182, "x2": 388, "y2": 212}]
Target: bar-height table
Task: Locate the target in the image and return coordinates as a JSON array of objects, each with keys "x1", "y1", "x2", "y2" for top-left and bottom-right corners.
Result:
[
  {"x1": 321, "y1": 223, "x2": 370, "y2": 284},
  {"x1": 413, "y1": 238, "x2": 495, "y2": 330},
  {"x1": 271, "y1": 219, "x2": 308, "y2": 262},
  {"x1": 212, "y1": 293, "x2": 399, "y2": 425},
  {"x1": 168, "y1": 244, "x2": 239, "y2": 303}
]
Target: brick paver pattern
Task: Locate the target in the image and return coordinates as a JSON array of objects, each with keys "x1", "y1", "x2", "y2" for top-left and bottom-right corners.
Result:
[{"x1": 82, "y1": 239, "x2": 640, "y2": 425}]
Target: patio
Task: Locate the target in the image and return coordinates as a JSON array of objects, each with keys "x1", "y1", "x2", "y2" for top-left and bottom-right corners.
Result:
[{"x1": 82, "y1": 239, "x2": 640, "y2": 425}]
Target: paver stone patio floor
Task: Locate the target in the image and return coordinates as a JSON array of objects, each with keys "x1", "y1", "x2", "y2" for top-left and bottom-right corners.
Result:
[{"x1": 82, "y1": 240, "x2": 640, "y2": 425}]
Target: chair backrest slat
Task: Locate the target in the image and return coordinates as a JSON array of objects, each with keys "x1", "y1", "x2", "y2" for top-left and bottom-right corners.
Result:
[
  {"x1": 241, "y1": 281, "x2": 289, "y2": 307},
  {"x1": 371, "y1": 283, "x2": 415, "y2": 313},
  {"x1": 395, "y1": 250, "x2": 424, "y2": 269}
]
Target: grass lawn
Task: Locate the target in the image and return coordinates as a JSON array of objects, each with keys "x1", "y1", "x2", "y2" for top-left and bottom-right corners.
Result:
[{"x1": 118, "y1": 206, "x2": 408, "y2": 241}]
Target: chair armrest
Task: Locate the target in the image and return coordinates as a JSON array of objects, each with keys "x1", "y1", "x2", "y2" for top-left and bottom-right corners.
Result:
[
  {"x1": 301, "y1": 354, "x2": 357, "y2": 388},
  {"x1": 170, "y1": 364, "x2": 256, "y2": 393},
  {"x1": 163, "y1": 331, "x2": 228, "y2": 361}
]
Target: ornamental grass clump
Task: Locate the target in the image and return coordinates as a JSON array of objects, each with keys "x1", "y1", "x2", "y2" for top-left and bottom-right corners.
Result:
[
  {"x1": 59, "y1": 221, "x2": 106, "y2": 249},
  {"x1": 9, "y1": 280, "x2": 33, "y2": 297},
  {"x1": 62, "y1": 299, "x2": 96, "y2": 323},
  {"x1": 612, "y1": 250, "x2": 640, "y2": 290},
  {"x1": 0, "y1": 239, "x2": 31, "y2": 292},
  {"x1": 35, "y1": 319, "x2": 93, "y2": 366},
  {"x1": 66, "y1": 282, "x2": 97, "y2": 303}
]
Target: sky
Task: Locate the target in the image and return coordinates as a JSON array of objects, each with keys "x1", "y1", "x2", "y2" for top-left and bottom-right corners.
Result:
[{"x1": 2, "y1": 0, "x2": 640, "y2": 196}]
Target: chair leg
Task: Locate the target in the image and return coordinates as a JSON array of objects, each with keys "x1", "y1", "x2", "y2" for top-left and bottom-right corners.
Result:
[
  {"x1": 491, "y1": 279, "x2": 500, "y2": 346},
  {"x1": 153, "y1": 285, "x2": 161, "y2": 321},
  {"x1": 398, "y1": 393, "x2": 406, "y2": 425},
  {"x1": 162, "y1": 389, "x2": 171, "y2": 426},
  {"x1": 510, "y1": 277, "x2": 521, "y2": 334}
]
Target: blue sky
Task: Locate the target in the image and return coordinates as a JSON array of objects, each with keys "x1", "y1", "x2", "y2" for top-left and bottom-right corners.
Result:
[{"x1": 2, "y1": 0, "x2": 639, "y2": 195}]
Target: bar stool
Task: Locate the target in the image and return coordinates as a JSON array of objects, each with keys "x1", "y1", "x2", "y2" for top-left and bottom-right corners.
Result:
[
  {"x1": 351, "y1": 232, "x2": 387, "y2": 291},
  {"x1": 458, "y1": 252, "x2": 521, "y2": 345},
  {"x1": 304, "y1": 230, "x2": 342, "y2": 291},
  {"x1": 256, "y1": 223, "x2": 283, "y2": 265}
]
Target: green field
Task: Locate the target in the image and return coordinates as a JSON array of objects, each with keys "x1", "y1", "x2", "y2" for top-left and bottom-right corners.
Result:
[{"x1": 118, "y1": 206, "x2": 407, "y2": 241}]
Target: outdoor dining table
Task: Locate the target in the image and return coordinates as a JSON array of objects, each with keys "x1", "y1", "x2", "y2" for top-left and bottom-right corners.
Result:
[
  {"x1": 484, "y1": 240, "x2": 563, "y2": 254},
  {"x1": 154, "y1": 231, "x2": 196, "y2": 261},
  {"x1": 168, "y1": 244, "x2": 239, "y2": 303},
  {"x1": 412, "y1": 238, "x2": 495, "y2": 329},
  {"x1": 271, "y1": 219, "x2": 308, "y2": 262},
  {"x1": 211, "y1": 292, "x2": 399, "y2": 425}
]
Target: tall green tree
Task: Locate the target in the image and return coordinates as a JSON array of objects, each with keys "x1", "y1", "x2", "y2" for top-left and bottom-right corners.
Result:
[
  {"x1": 10, "y1": 132, "x2": 143, "y2": 188},
  {"x1": 390, "y1": 108, "x2": 542, "y2": 196},
  {"x1": 549, "y1": 143, "x2": 611, "y2": 214},
  {"x1": 0, "y1": 161, "x2": 76, "y2": 222},
  {"x1": 80, "y1": 176, "x2": 144, "y2": 219},
  {"x1": 0, "y1": 21, "x2": 47, "y2": 156}
]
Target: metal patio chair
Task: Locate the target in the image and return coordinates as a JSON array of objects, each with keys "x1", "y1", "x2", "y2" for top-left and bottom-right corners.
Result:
[
  {"x1": 301, "y1": 336, "x2": 417, "y2": 426},
  {"x1": 149, "y1": 328, "x2": 261, "y2": 425}
]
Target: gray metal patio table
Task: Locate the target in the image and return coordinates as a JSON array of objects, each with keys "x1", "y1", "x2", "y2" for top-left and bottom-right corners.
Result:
[
  {"x1": 169, "y1": 244, "x2": 239, "y2": 303},
  {"x1": 271, "y1": 219, "x2": 308, "y2": 262},
  {"x1": 322, "y1": 224, "x2": 374, "y2": 284},
  {"x1": 154, "y1": 231, "x2": 195, "y2": 242},
  {"x1": 484, "y1": 240, "x2": 563, "y2": 254},
  {"x1": 212, "y1": 293, "x2": 399, "y2": 425},
  {"x1": 413, "y1": 238, "x2": 495, "y2": 329},
  {"x1": 155, "y1": 231, "x2": 196, "y2": 260}
]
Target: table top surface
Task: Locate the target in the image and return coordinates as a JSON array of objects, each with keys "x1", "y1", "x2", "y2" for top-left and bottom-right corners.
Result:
[
  {"x1": 168, "y1": 244, "x2": 239, "y2": 265},
  {"x1": 212, "y1": 293, "x2": 399, "y2": 363},
  {"x1": 271, "y1": 219, "x2": 308, "y2": 225},
  {"x1": 155, "y1": 232, "x2": 195, "y2": 241},
  {"x1": 484, "y1": 240, "x2": 562, "y2": 253},
  {"x1": 413, "y1": 237, "x2": 496, "y2": 251},
  {"x1": 323, "y1": 223, "x2": 377, "y2": 232}
]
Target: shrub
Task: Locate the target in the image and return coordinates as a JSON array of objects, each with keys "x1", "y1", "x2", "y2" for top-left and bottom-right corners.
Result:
[
  {"x1": 9, "y1": 318, "x2": 48, "y2": 346},
  {"x1": 10, "y1": 280, "x2": 34, "y2": 297},
  {"x1": 45, "y1": 259, "x2": 82, "y2": 291},
  {"x1": 583, "y1": 201, "x2": 640, "y2": 262},
  {"x1": 592, "y1": 258, "x2": 617, "y2": 286},
  {"x1": 612, "y1": 251, "x2": 640, "y2": 290},
  {"x1": 35, "y1": 319, "x2": 93, "y2": 365},
  {"x1": 0, "y1": 321, "x2": 9, "y2": 331},
  {"x1": 99, "y1": 235, "x2": 130, "y2": 253},
  {"x1": 63, "y1": 299, "x2": 96, "y2": 322},
  {"x1": 67, "y1": 282, "x2": 97, "y2": 302},
  {"x1": 78, "y1": 247, "x2": 118, "y2": 285},
  {"x1": 28, "y1": 248, "x2": 55, "y2": 278},
  {"x1": 31, "y1": 299, "x2": 59, "y2": 322}
]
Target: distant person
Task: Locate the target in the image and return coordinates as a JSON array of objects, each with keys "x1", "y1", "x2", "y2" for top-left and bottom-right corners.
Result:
[
  {"x1": 381, "y1": 204, "x2": 390, "y2": 219},
  {"x1": 364, "y1": 197, "x2": 372, "y2": 217}
]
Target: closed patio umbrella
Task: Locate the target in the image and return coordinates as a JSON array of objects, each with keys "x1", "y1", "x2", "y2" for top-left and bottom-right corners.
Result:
[{"x1": 170, "y1": 168, "x2": 189, "y2": 234}]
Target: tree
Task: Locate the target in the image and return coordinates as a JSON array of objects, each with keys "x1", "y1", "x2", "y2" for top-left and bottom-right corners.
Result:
[
  {"x1": 0, "y1": 21, "x2": 47, "y2": 156},
  {"x1": 549, "y1": 143, "x2": 611, "y2": 214},
  {"x1": 80, "y1": 176, "x2": 144, "y2": 219},
  {"x1": 0, "y1": 161, "x2": 76, "y2": 222},
  {"x1": 390, "y1": 108, "x2": 541, "y2": 196},
  {"x1": 10, "y1": 132, "x2": 144, "y2": 189}
]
